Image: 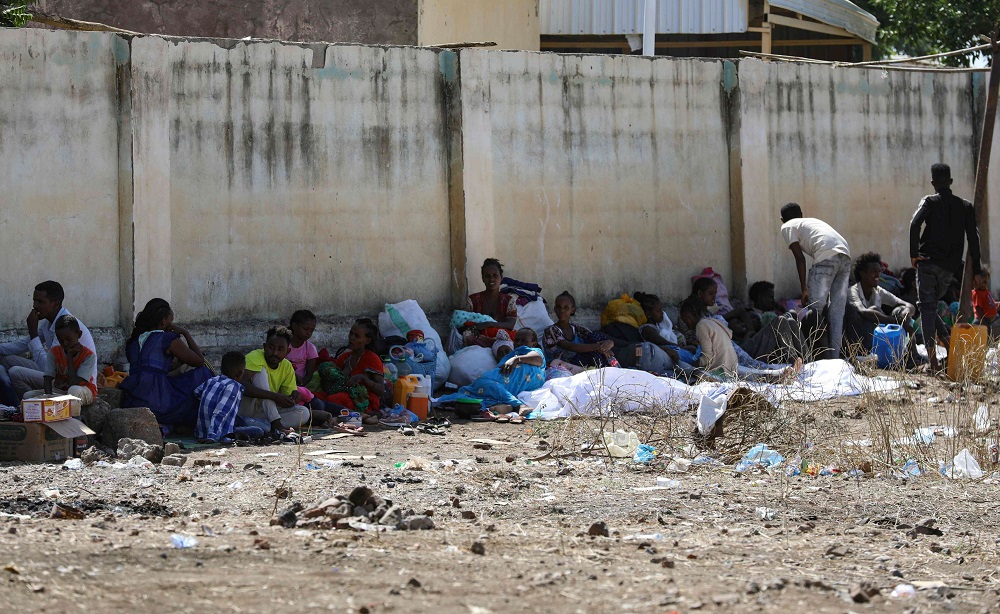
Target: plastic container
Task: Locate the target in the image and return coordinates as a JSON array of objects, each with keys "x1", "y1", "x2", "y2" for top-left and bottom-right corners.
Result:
[
  {"x1": 406, "y1": 393, "x2": 429, "y2": 421},
  {"x1": 603, "y1": 430, "x2": 639, "y2": 458},
  {"x1": 393, "y1": 375, "x2": 420, "y2": 407},
  {"x1": 412, "y1": 373, "x2": 432, "y2": 396},
  {"x1": 872, "y1": 324, "x2": 905, "y2": 369},
  {"x1": 947, "y1": 323, "x2": 988, "y2": 382}
]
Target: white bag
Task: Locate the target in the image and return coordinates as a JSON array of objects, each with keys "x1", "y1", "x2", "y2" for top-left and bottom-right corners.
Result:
[
  {"x1": 515, "y1": 299, "x2": 554, "y2": 338},
  {"x1": 447, "y1": 346, "x2": 497, "y2": 387},
  {"x1": 379, "y1": 299, "x2": 451, "y2": 387}
]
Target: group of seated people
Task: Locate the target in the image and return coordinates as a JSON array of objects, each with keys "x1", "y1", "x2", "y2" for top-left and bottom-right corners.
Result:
[{"x1": 0, "y1": 250, "x2": 983, "y2": 439}]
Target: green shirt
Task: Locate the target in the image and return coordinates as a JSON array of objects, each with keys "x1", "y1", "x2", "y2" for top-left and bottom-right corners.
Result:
[{"x1": 244, "y1": 349, "x2": 297, "y2": 396}]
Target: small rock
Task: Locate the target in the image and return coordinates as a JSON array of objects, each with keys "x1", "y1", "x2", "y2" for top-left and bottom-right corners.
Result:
[
  {"x1": 910, "y1": 518, "x2": 944, "y2": 537},
  {"x1": 274, "y1": 486, "x2": 291, "y2": 500},
  {"x1": 825, "y1": 545, "x2": 849, "y2": 558},
  {"x1": 402, "y1": 515, "x2": 434, "y2": 531},
  {"x1": 379, "y1": 506, "x2": 403, "y2": 527},
  {"x1": 588, "y1": 521, "x2": 609, "y2": 537},
  {"x1": 163, "y1": 442, "x2": 181, "y2": 456},
  {"x1": 461, "y1": 510, "x2": 477, "y2": 520},
  {"x1": 161, "y1": 454, "x2": 186, "y2": 467},
  {"x1": 101, "y1": 407, "x2": 163, "y2": 449},
  {"x1": 470, "y1": 541, "x2": 486, "y2": 555},
  {"x1": 851, "y1": 582, "x2": 880, "y2": 603},
  {"x1": 253, "y1": 537, "x2": 270, "y2": 550},
  {"x1": 473, "y1": 443, "x2": 492, "y2": 450},
  {"x1": 348, "y1": 486, "x2": 373, "y2": 507},
  {"x1": 406, "y1": 577, "x2": 421, "y2": 588}
]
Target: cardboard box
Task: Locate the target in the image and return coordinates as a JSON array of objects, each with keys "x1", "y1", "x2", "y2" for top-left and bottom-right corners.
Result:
[
  {"x1": 21, "y1": 395, "x2": 77, "y2": 422},
  {"x1": 0, "y1": 418, "x2": 95, "y2": 462}
]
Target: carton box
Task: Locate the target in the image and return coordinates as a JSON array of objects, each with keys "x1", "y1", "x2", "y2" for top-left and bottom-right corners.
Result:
[
  {"x1": 0, "y1": 418, "x2": 95, "y2": 462},
  {"x1": 21, "y1": 394, "x2": 77, "y2": 422}
]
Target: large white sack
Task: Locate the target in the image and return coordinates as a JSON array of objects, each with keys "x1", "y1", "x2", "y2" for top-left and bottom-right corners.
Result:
[
  {"x1": 379, "y1": 300, "x2": 451, "y2": 387},
  {"x1": 515, "y1": 300, "x2": 554, "y2": 338},
  {"x1": 447, "y1": 346, "x2": 497, "y2": 388}
]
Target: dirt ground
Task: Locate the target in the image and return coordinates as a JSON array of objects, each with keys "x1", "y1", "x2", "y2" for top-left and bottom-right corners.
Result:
[{"x1": 2, "y1": 372, "x2": 1000, "y2": 613}]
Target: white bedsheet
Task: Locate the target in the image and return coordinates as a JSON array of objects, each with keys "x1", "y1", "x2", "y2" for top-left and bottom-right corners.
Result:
[{"x1": 519, "y1": 360, "x2": 901, "y2": 432}]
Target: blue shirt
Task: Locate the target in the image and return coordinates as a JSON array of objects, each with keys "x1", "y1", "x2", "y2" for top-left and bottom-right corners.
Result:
[{"x1": 194, "y1": 375, "x2": 244, "y2": 441}]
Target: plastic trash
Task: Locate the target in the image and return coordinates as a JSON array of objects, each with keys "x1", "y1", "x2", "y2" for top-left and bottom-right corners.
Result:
[
  {"x1": 889, "y1": 584, "x2": 916, "y2": 599},
  {"x1": 305, "y1": 462, "x2": 322, "y2": 470},
  {"x1": 656, "y1": 477, "x2": 682, "y2": 488},
  {"x1": 734, "y1": 444, "x2": 784, "y2": 473},
  {"x1": 170, "y1": 534, "x2": 198, "y2": 548},
  {"x1": 975, "y1": 405, "x2": 991, "y2": 432},
  {"x1": 62, "y1": 458, "x2": 84, "y2": 471},
  {"x1": 226, "y1": 480, "x2": 243, "y2": 489},
  {"x1": 623, "y1": 533, "x2": 664, "y2": 541},
  {"x1": 912, "y1": 427, "x2": 935, "y2": 445},
  {"x1": 785, "y1": 456, "x2": 802, "y2": 476},
  {"x1": 941, "y1": 448, "x2": 984, "y2": 479},
  {"x1": 899, "y1": 459, "x2": 921, "y2": 477},
  {"x1": 755, "y1": 507, "x2": 777, "y2": 520},
  {"x1": 603, "y1": 431, "x2": 640, "y2": 458},
  {"x1": 633, "y1": 444, "x2": 657, "y2": 464}
]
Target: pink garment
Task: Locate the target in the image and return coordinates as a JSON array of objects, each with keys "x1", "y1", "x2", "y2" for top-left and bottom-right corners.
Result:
[
  {"x1": 297, "y1": 386, "x2": 314, "y2": 403},
  {"x1": 287, "y1": 340, "x2": 318, "y2": 378},
  {"x1": 692, "y1": 267, "x2": 734, "y2": 313}
]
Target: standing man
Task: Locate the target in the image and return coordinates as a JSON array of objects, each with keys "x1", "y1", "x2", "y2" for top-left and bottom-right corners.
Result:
[
  {"x1": 909, "y1": 163, "x2": 982, "y2": 373},
  {"x1": 0, "y1": 281, "x2": 97, "y2": 399},
  {"x1": 780, "y1": 203, "x2": 852, "y2": 359}
]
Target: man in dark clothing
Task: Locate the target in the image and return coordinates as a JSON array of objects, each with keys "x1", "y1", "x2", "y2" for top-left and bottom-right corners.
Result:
[{"x1": 909, "y1": 163, "x2": 982, "y2": 372}]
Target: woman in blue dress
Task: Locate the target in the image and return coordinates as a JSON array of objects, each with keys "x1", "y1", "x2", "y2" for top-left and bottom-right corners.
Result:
[
  {"x1": 439, "y1": 328, "x2": 546, "y2": 423},
  {"x1": 120, "y1": 298, "x2": 212, "y2": 431}
]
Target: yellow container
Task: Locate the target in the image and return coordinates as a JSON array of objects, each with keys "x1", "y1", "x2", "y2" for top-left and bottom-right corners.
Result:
[
  {"x1": 947, "y1": 323, "x2": 988, "y2": 382},
  {"x1": 393, "y1": 375, "x2": 420, "y2": 408}
]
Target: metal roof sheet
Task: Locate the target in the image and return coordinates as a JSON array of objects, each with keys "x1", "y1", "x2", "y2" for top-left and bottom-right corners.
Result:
[
  {"x1": 540, "y1": 0, "x2": 879, "y2": 42},
  {"x1": 541, "y1": 0, "x2": 749, "y2": 36}
]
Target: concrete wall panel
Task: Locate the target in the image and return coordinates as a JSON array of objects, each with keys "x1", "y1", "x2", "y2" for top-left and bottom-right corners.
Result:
[
  {"x1": 142, "y1": 39, "x2": 453, "y2": 321},
  {"x1": 0, "y1": 29, "x2": 120, "y2": 328},
  {"x1": 739, "y1": 59, "x2": 978, "y2": 297},
  {"x1": 461, "y1": 50, "x2": 731, "y2": 305}
]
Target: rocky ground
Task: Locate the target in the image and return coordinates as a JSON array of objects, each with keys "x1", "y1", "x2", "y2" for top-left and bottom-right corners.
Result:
[{"x1": 2, "y1": 372, "x2": 1000, "y2": 613}]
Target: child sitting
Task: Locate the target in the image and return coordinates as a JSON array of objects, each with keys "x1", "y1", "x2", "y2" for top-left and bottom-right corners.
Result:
[
  {"x1": 972, "y1": 269, "x2": 999, "y2": 336},
  {"x1": 195, "y1": 352, "x2": 257, "y2": 442},
  {"x1": 29, "y1": 315, "x2": 97, "y2": 405},
  {"x1": 287, "y1": 310, "x2": 338, "y2": 427},
  {"x1": 542, "y1": 291, "x2": 616, "y2": 373}
]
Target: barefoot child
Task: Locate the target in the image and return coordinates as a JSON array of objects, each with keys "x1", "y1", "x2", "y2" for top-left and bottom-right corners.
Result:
[
  {"x1": 31, "y1": 315, "x2": 97, "y2": 405},
  {"x1": 194, "y1": 351, "x2": 250, "y2": 443},
  {"x1": 318, "y1": 320, "x2": 385, "y2": 425}
]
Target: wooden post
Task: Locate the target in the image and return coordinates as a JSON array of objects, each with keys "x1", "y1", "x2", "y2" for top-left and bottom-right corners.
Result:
[
  {"x1": 959, "y1": 34, "x2": 1000, "y2": 321},
  {"x1": 761, "y1": 2, "x2": 772, "y2": 58}
]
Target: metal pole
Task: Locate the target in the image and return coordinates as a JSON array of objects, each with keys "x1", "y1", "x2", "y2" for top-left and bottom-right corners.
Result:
[
  {"x1": 643, "y1": 0, "x2": 656, "y2": 57},
  {"x1": 959, "y1": 34, "x2": 1000, "y2": 321}
]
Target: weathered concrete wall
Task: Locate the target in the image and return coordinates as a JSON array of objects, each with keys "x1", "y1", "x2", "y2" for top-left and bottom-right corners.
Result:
[
  {"x1": 32, "y1": 0, "x2": 419, "y2": 45},
  {"x1": 459, "y1": 50, "x2": 732, "y2": 305},
  {"x1": 737, "y1": 59, "x2": 982, "y2": 298},
  {"x1": 0, "y1": 29, "x2": 121, "y2": 329},
  {"x1": 132, "y1": 38, "x2": 455, "y2": 322},
  {"x1": 418, "y1": 0, "x2": 540, "y2": 50}
]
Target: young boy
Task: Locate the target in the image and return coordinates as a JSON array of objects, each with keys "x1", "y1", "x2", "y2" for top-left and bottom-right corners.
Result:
[
  {"x1": 194, "y1": 352, "x2": 248, "y2": 443},
  {"x1": 972, "y1": 269, "x2": 999, "y2": 335},
  {"x1": 25, "y1": 315, "x2": 98, "y2": 405}
]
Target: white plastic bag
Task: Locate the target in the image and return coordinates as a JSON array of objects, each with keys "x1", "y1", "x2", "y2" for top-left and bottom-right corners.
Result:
[
  {"x1": 515, "y1": 299, "x2": 554, "y2": 338},
  {"x1": 447, "y1": 346, "x2": 497, "y2": 387},
  {"x1": 379, "y1": 300, "x2": 450, "y2": 388}
]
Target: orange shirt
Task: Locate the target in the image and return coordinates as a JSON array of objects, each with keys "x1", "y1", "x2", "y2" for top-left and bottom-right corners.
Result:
[{"x1": 972, "y1": 289, "x2": 998, "y2": 321}]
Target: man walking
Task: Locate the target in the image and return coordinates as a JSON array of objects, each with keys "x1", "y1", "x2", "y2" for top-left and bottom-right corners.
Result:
[{"x1": 909, "y1": 163, "x2": 982, "y2": 372}]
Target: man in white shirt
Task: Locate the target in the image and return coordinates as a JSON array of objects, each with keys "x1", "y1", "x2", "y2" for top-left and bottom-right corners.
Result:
[
  {"x1": 780, "y1": 203, "x2": 852, "y2": 359},
  {"x1": 0, "y1": 281, "x2": 97, "y2": 399}
]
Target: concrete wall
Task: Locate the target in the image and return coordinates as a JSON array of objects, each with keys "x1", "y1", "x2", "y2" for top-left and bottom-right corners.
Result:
[
  {"x1": 32, "y1": 0, "x2": 419, "y2": 45},
  {"x1": 736, "y1": 59, "x2": 982, "y2": 298},
  {"x1": 0, "y1": 29, "x2": 121, "y2": 330},
  {"x1": 459, "y1": 50, "x2": 731, "y2": 304},
  {"x1": 135, "y1": 38, "x2": 455, "y2": 322},
  {"x1": 2, "y1": 27, "x2": 997, "y2": 360},
  {"x1": 418, "y1": 0, "x2": 540, "y2": 50}
]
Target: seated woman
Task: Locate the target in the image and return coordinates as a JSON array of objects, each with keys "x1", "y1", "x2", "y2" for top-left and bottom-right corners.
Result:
[
  {"x1": 845, "y1": 252, "x2": 916, "y2": 356},
  {"x1": 542, "y1": 291, "x2": 616, "y2": 373},
  {"x1": 119, "y1": 298, "x2": 212, "y2": 432},
  {"x1": 679, "y1": 287, "x2": 801, "y2": 383},
  {"x1": 461, "y1": 258, "x2": 518, "y2": 359},
  {"x1": 439, "y1": 328, "x2": 545, "y2": 423},
  {"x1": 316, "y1": 319, "x2": 385, "y2": 426}
]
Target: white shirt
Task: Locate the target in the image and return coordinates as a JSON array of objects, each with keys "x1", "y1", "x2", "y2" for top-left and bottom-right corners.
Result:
[
  {"x1": 0, "y1": 307, "x2": 98, "y2": 380},
  {"x1": 781, "y1": 217, "x2": 850, "y2": 263},
  {"x1": 849, "y1": 283, "x2": 906, "y2": 312}
]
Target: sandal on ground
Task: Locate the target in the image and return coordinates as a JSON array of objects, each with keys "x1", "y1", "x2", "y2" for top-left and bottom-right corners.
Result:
[
  {"x1": 398, "y1": 425, "x2": 416, "y2": 436},
  {"x1": 427, "y1": 417, "x2": 452, "y2": 428},
  {"x1": 507, "y1": 413, "x2": 525, "y2": 424},
  {"x1": 471, "y1": 410, "x2": 497, "y2": 422},
  {"x1": 416, "y1": 423, "x2": 446, "y2": 435},
  {"x1": 494, "y1": 413, "x2": 511, "y2": 423}
]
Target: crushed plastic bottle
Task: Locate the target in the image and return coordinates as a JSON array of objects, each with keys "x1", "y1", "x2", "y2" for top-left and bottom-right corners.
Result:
[
  {"x1": 734, "y1": 444, "x2": 784, "y2": 473},
  {"x1": 603, "y1": 430, "x2": 640, "y2": 458},
  {"x1": 899, "y1": 459, "x2": 921, "y2": 477},
  {"x1": 170, "y1": 534, "x2": 198, "y2": 548}
]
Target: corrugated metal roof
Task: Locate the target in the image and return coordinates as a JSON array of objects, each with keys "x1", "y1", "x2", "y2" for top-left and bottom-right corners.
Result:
[
  {"x1": 769, "y1": 0, "x2": 879, "y2": 43},
  {"x1": 540, "y1": 0, "x2": 879, "y2": 42},
  {"x1": 541, "y1": 0, "x2": 749, "y2": 36}
]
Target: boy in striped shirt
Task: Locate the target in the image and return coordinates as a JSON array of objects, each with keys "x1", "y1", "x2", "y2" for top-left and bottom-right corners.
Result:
[{"x1": 195, "y1": 352, "x2": 247, "y2": 443}]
